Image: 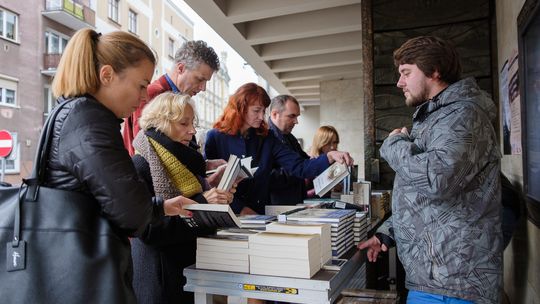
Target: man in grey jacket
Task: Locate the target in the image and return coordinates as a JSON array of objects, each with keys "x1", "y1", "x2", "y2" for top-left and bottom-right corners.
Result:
[{"x1": 358, "y1": 36, "x2": 502, "y2": 303}]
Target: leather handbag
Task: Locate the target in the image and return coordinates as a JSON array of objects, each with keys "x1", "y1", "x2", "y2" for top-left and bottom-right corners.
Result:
[{"x1": 0, "y1": 101, "x2": 136, "y2": 303}]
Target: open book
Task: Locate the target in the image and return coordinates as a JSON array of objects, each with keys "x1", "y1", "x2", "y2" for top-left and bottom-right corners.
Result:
[
  {"x1": 217, "y1": 155, "x2": 257, "y2": 191},
  {"x1": 183, "y1": 204, "x2": 241, "y2": 229},
  {"x1": 313, "y1": 162, "x2": 350, "y2": 197}
]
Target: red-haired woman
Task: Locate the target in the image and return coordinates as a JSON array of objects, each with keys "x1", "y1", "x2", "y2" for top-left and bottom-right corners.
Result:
[{"x1": 205, "y1": 83, "x2": 353, "y2": 215}]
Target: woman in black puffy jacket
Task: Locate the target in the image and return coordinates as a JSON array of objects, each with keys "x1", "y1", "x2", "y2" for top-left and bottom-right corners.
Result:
[{"x1": 46, "y1": 28, "x2": 195, "y2": 302}]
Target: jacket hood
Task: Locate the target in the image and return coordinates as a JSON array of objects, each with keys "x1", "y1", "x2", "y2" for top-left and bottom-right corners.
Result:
[{"x1": 416, "y1": 77, "x2": 497, "y2": 122}]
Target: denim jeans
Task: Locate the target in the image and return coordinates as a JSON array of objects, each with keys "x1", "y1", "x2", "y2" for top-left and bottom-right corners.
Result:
[{"x1": 407, "y1": 290, "x2": 473, "y2": 304}]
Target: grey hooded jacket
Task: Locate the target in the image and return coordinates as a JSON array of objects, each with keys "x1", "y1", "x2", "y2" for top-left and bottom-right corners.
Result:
[{"x1": 378, "y1": 77, "x2": 502, "y2": 303}]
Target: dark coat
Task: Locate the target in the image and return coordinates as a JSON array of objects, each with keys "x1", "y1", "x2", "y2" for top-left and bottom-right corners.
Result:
[
  {"x1": 131, "y1": 130, "x2": 214, "y2": 304},
  {"x1": 268, "y1": 120, "x2": 310, "y2": 205},
  {"x1": 45, "y1": 95, "x2": 161, "y2": 237},
  {"x1": 204, "y1": 128, "x2": 329, "y2": 214}
]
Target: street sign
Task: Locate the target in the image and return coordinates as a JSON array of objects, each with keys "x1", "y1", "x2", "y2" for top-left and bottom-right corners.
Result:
[{"x1": 0, "y1": 130, "x2": 13, "y2": 158}]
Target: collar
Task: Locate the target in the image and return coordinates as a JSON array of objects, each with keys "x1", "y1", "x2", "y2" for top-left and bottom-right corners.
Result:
[
  {"x1": 164, "y1": 73, "x2": 181, "y2": 93},
  {"x1": 268, "y1": 119, "x2": 285, "y2": 141},
  {"x1": 412, "y1": 85, "x2": 450, "y2": 121}
]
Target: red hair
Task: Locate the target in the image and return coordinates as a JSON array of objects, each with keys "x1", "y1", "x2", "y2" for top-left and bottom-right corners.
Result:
[{"x1": 214, "y1": 83, "x2": 271, "y2": 136}]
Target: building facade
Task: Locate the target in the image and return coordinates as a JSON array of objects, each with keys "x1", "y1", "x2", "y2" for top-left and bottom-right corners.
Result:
[{"x1": 0, "y1": 0, "x2": 230, "y2": 184}]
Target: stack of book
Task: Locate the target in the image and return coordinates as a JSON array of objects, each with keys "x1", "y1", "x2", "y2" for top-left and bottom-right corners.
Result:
[
  {"x1": 195, "y1": 235, "x2": 249, "y2": 273},
  {"x1": 265, "y1": 221, "x2": 332, "y2": 266},
  {"x1": 353, "y1": 212, "x2": 369, "y2": 246},
  {"x1": 285, "y1": 208, "x2": 356, "y2": 258},
  {"x1": 248, "y1": 232, "x2": 321, "y2": 279},
  {"x1": 371, "y1": 190, "x2": 392, "y2": 220},
  {"x1": 238, "y1": 214, "x2": 276, "y2": 229}
]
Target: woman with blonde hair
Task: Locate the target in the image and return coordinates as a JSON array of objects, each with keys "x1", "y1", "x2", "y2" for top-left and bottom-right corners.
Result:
[
  {"x1": 310, "y1": 125, "x2": 340, "y2": 157},
  {"x1": 307, "y1": 126, "x2": 341, "y2": 198},
  {"x1": 131, "y1": 92, "x2": 234, "y2": 303},
  {"x1": 45, "y1": 28, "x2": 194, "y2": 302}
]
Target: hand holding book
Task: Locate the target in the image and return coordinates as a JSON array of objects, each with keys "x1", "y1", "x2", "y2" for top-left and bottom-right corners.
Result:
[
  {"x1": 163, "y1": 195, "x2": 197, "y2": 217},
  {"x1": 203, "y1": 187, "x2": 235, "y2": 204},
  {"x1": 326, "y1": 150, "x2": 354, "y2": 166}
]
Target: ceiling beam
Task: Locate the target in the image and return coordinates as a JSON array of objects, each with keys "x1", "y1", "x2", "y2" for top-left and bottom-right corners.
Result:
[
  {"x1": 258, "y1": 31, "x2": 362, "y2": 61},
  {"x1": 185, "y1": 0, "x2": 289, "y2": 93},
  {"x1": 269, "y1": 50, "x2": 362, "y2": 72},
  {"x1": 220, "y1": 0, "x2": 361, "y2": 23},
  {"x1": 238, "y1": 4, "x2": 362, "y2": 45},
  {"x1": 285, "y1": 79, "x2": 321, "y2": 90},
  {"x1": 279, "y1": 64, "x2": 362, "y2": 82}
]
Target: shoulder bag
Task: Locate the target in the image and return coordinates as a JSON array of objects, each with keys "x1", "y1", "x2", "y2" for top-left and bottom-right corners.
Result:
[{"x1": 0, "y1": 100, "x2": 136, "y2": 303}]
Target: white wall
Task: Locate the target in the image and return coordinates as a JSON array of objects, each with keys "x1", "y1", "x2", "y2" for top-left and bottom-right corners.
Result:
[{"x1": 292, "y1": 105, "x2": 320, "y2": 154}]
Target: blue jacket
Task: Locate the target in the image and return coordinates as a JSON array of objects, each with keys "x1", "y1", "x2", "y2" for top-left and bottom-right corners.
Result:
[
  {"x1": 205, "y1": 128, "x2": 330, "y2": 214},
  {"x1": 268, "y1": 120, "x2": 310, "y2": 205}
]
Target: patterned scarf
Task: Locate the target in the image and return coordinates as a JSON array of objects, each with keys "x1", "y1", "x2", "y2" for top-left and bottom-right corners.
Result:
[{"x1": 133, "y1": 129, "x2": 204, "y2": 199}]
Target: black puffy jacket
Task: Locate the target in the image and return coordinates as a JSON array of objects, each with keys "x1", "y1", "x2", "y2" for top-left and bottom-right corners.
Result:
[{"x1": 45, "y1": 95, "x2": 163, "y2": 237}]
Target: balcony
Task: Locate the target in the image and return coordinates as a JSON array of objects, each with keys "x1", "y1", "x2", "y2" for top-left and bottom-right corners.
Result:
[
  {"x1": 42, "y1": 0, "x2": 95, "y2": 30},
  {"x1": 42, "y1": 53, "x2": 62, "y2": 76}
]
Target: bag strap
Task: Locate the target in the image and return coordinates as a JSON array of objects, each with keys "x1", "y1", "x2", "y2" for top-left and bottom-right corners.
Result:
[{"x1": 25, "y1": 98, "x2": 72, "y2": 201}]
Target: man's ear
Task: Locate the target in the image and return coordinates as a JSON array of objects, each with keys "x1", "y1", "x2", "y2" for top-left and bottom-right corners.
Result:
[
  {"x1": 99, "y1": 65, "x2": 114, "y2": 86},
  {"x1": 177, "y1": 62, "x2": 186, "y2": 74},
  {"x1": 431, "y1": 70, "x2": 441, "y2": 81},
  {"x1": 270, "y1": 109, "x2": 279, "y2": 120}
]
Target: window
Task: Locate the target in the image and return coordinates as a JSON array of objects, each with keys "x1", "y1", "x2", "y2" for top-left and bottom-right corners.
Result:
[
  {"x1": 168, "y1": 38, "x2": 175, "y2": 58},
  {"x1": 0, "y1": 8, "x2": 18, "y2": 41},
  {"x1": 0, "y1": 75, "x2": 17, "y2": 107},
  {"x1": 128, "y1": 10, "x2": 137, "y2": 34},
  {"x1": 45, "y1": 31, "x2": 69, "y2": 54},
  {"x1": 3, "y1": 132, "x2": 20, "y2": 174},
  {"x1": 43, "y1": 86, "x2": 55, "y2": 118},
  {"x1": 108, "y1": 0, "x2": 119, "y2": 23}
]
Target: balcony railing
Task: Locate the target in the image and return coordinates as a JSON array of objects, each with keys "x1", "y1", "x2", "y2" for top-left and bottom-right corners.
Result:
[
  {"x1": 42, "y1": 53, "x2": 62, "y2": 76},
  {"x1": 43, "y1": 53, "x2": 62, "y2": 70},
  {"x1": 43, "y1": 0, "x2": 95, "y2": 29}
]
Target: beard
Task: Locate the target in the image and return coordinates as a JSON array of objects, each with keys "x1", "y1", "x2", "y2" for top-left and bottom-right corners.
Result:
[{"x1": 404, "y1": 83, "x2": 430, "y2": 107}]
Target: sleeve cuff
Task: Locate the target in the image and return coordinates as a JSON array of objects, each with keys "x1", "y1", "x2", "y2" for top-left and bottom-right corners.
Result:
[{"x1": 375, "y1": 232, "x2": 396, "y2": 248}]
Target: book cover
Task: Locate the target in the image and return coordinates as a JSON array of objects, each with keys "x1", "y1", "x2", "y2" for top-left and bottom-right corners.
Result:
[
  {"x1": 184, "y1": 204, "x2": 242, "y2": 228},
  {"x1": 313, "y1": 162, "x2": 350, "y2": 197},
  {"x1": 286, "y1": 208, "x2": 356, "y2": 223},
  {"x1": 216, "y1": 155, "x2": 258, "y2": 191}
]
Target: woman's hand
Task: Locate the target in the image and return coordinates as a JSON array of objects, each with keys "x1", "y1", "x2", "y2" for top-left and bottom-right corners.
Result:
[
  {"x1": 206, "y1": 164, "x2": 227, "y2": 188},
  {"x1": 203, "y1": 188, "x2": 234, "y2": 204},
  {"x1": 326, "y1": 150, "x2": 354, "y2": 166},
  {"x1": 163, "y1": 196, "x2": 196, "y2": 217}
]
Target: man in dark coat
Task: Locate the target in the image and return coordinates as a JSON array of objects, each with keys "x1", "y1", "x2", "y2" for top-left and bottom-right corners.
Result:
[{"x1": 268, "y1": 95, "x2": 310, "y2": 205}]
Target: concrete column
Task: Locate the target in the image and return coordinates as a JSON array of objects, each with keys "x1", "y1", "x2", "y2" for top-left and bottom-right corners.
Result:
[{"x1": 320, "y1": 78, "x2": 365, "y2": 179}]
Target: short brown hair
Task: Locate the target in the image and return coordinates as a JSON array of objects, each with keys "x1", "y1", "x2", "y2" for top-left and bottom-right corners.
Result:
[
  {"x1": 393, "y1": 36, "x2": 461, "y2": 85},
  {"x1": 52, "y1": 28, "x2": 156, "y2": 98}
]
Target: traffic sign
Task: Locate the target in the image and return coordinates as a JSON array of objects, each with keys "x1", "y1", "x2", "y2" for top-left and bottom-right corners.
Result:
[{"x1": 0, "y1": 130, "x2": 13, "y2": 158}]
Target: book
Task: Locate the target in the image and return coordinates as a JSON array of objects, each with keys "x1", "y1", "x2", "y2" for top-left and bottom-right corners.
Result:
[
  {"x1": 286, "y1": 208, "x2": 356, "y2": 223},
  {"x1": 217, "y1": 155, "x2": 258, "y2": 191},
  {"x1": 313, "y1": 162, "x2": 350, "y2": 197},
  {"x1": 183, "y1": 204, "x2": 241, "y2": 228},
  {"x1": 265, "y1": 221, "x2": 332, "y2": 265},
  {"x1": 238, "y1": 214, "x2": 276, "y2": 224},
  {"x1": 322, "y1": 258, "x2": 347, "y2": 271}
]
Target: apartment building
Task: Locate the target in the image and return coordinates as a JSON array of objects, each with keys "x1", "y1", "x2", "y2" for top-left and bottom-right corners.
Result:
[
  {"x1": 0, "y1": 0, "x2": 230, "y2": 183},
  {"x1": 0, "y1": 0, "x2": 94, "y2": 184}
]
